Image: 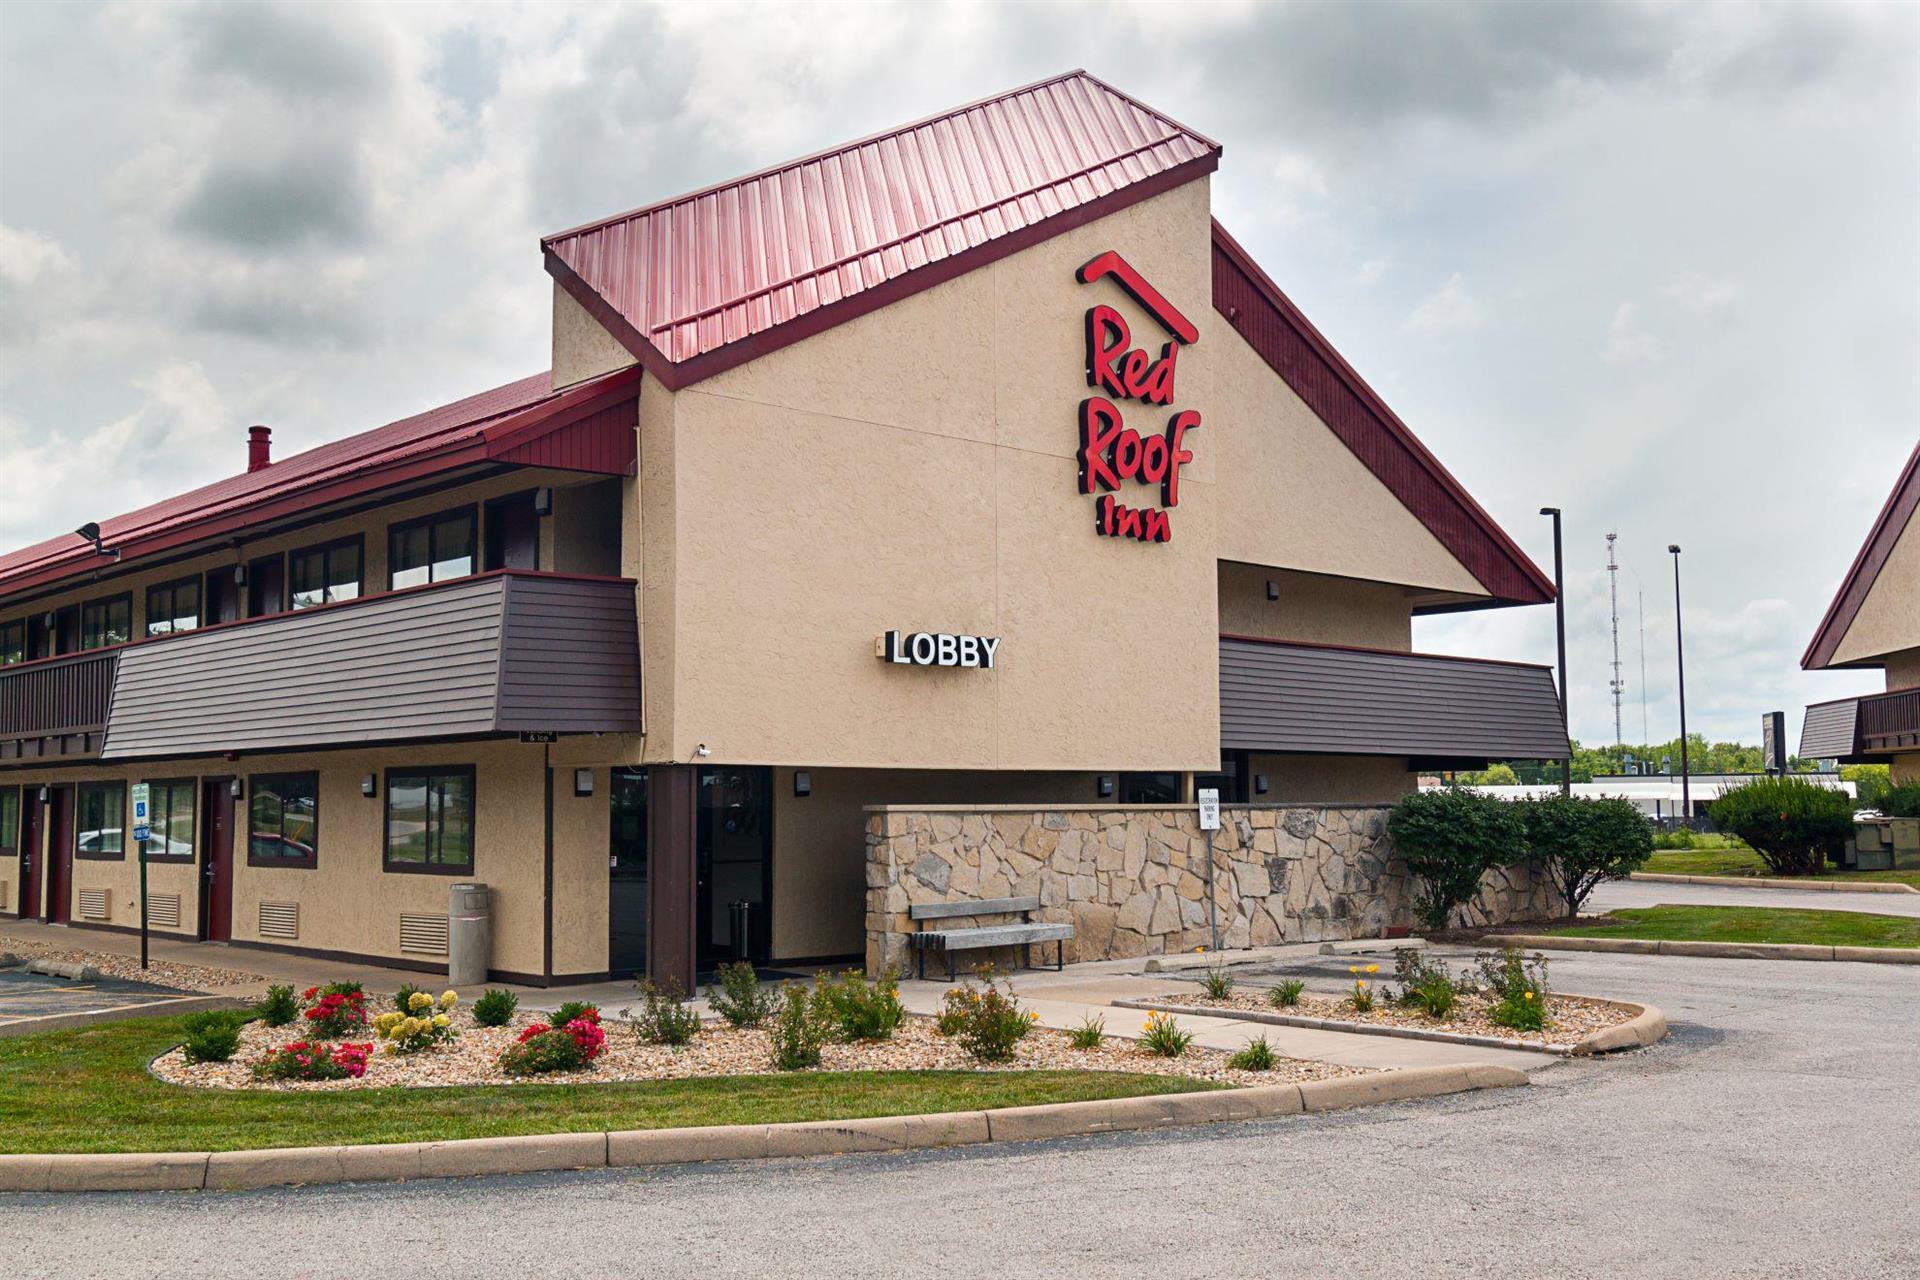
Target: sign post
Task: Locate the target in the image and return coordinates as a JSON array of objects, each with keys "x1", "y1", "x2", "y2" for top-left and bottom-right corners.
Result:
[
  {"x1": 1762, "y1": 711, "x2": 1787, "y2": 776},
  {"x1": 130, "y1": 782, "x2": 151, "y2": 971},
  {"x1": 1197, "y1": 787, "x2": 1221, "y2": 953}
]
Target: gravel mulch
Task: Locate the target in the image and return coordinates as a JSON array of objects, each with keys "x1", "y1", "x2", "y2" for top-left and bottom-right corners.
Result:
[
  {"x1": 1154, "y1": 987, "x2": 1637, "y2": 1048},
  {"x1": 0, "y1": 933, "x2": 265, "y2": 992},
  {"x1": 151, "y1": 1006, "x2": 1374, "y2": 1092}
]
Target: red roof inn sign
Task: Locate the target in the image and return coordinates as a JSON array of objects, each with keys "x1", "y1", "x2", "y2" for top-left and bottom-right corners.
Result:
[{"x1": 1076, "y1": 251, "x2": 1200, "y2": 544}]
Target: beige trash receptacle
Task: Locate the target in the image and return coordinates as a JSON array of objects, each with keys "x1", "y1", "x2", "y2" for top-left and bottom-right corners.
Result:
[{"x1": 448, "y1": 882, "x2": 490, "y2": 987}]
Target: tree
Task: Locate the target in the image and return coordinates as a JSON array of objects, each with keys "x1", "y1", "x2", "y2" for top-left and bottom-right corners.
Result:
[
  {"x1": 1840, "y1": 764, "x2": 1891, "y2": 812},
  {"x1": 1709, "y1": 777, "x2": 1856, "y2": 875},
  {"x1": 1386, "y1": 788, "x2": 1527, "y2": 930},
  {"x1": 1456, "y1": 762, "x2": 1520, "y2": 786},
  {"x1": 1520, "y1": 794, "x2": 1652, "y2": 917}
]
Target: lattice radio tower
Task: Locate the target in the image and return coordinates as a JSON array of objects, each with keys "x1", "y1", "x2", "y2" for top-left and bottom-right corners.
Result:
[{"x1": 1606, "y1": 532, "x2": 1625, "y2": 746}]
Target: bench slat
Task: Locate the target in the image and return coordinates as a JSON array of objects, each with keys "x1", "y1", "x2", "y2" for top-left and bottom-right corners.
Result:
[
  {"x1": 908, "y1": 896, "x2": 1042, "y2": 921},
  {"x1": 913, "y1": 923, "x2": 1075, "y2": 949}
]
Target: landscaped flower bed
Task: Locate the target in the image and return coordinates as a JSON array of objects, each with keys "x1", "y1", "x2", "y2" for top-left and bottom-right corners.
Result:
[
  {"x1": 151, "y1": 1002, "x2": 1370, "y2": 1092},
  {"x1": 1152, "y1": 987, "x2": 1636, "y2": 1048}
]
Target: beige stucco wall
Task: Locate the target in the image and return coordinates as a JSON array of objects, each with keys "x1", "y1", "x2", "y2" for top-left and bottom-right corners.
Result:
[
  {"x1": 549, "y1": 764, "x2": 612, "y2": 976},
  {"x1": 1247, "y1": 753, "x2": 1416, "y2": 805},
  {"x1": 1832, "y1": 510, "x2": 1920, "y2": 668},
  {"x1": 553, "y1": 286, "x2": 640, "y2": 390},
  {"x1": 1218, "y1": 563, "x2": 1413, "y2": 649},
  {"x1": 1881, "y1": 646, "x2": 1920, "y2": 691}
]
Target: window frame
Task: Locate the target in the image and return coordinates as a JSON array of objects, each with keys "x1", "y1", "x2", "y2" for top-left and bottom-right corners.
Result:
[
  {"x1": 139, "y1": 777, "x2": 198, "y2": 864},
  {"x1": 0, "y1": 619, "x2": 23, "y2": 666},
  {"x1": 144, "y1": 576, "x2": 203, "y2": 638},
  {"x1": 79, "y1": 593, "x2": 133, "y2": 652},
  {"x1": 387, "y1": 505, "x2": 478, "y2": 592},
  {"x1": 382, "y1": 764, "x2": 477, "y2": 876},
  {"x1": 246, "y1": 771, "x2": 321, "y2": 870},
  {"x1": 75, "y1": 779, "x2": 128, "y2": 861},
  {"x1": 0, "y1": 785, "x2": 19, "y2": 857},
  {"x1": 288, "y1": 534, "x2": 366, "y2": 612}
]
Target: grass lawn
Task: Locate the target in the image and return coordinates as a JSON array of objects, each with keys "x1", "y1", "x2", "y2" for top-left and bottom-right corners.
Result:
[
  {"x1": 1553, "y1": 905, "x2": 1920, "y2": 949},
  {"x1": 0, "y1": 1015, "x2": 1216, "y2": 1155},
  {"x1": 1643, "y1": 845, "x2": 1920, "y2": 890}
]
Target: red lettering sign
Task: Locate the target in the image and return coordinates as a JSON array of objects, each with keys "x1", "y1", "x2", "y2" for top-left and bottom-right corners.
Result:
[{"x1": 1075, "y1": 252, "x2": 1201, "y2": 545}]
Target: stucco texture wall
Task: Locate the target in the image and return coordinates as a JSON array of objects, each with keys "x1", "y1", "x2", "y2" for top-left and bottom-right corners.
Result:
[
  {"x1": 1218, "y1": 563, "x2": 1413, "y2": 649},
  {"x1": 1832, "y1": 510, "x2": 1920, "y2": 667}
]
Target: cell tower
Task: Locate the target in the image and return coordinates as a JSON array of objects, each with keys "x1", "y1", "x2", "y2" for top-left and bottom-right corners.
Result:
[{"x1": 1606, "y1": 533, "x2": 1625, "y2": 746}]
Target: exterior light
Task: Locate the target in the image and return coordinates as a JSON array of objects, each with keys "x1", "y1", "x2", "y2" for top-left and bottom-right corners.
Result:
[
  {"x1": 1254, "y1": 774, "x2": 1269, "y2": 796},
  {"x1": 695, "y1": 744, "x2": 712, "y2": 758},
  {"x1": 1266, "y1": 580, "x2": 1279, "y2": 601},
  {"x1": 793, "y1": 770, "x2": 812, "y2": 797},
  {"x1": 229, "y1": 778, "x2": 244, "y2": 800},
  {"x1": 533, "y1": 487, "x2": 554, "y2": 517},
  {"x1": 74, "y1": 521, "x2": 119, "y2": 561},
  {"x1": 361, "y1": 774, "x2": 378, "y2": 798},
  {"x1": 574, "y1": 768, "x2": 594, "y2": 797},
  {"x1": 1096, "y1": 774, "x2": 1115, "y2": 799}
]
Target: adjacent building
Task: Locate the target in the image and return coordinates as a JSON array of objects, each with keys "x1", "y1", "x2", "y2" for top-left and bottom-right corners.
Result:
[
  {"x1": 1800, "y1": 442, "x2": 1920, "y2": 783},
  {"x1": 0, "y1": 72, "x2": 1568, "y2": 989}
]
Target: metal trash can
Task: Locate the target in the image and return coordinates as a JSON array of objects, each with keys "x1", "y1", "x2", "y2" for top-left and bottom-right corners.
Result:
[{"x1": 448, "y1": 882, "x2": 490, "y2": 987}]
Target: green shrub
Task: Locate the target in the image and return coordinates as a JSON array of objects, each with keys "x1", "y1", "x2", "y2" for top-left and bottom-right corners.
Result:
[
  {"x1": 946, "y1": 974, "x2": 1033, "y2": 1062},
  {"x1": 1138, "y1": 1011, "x2": 1192, "y2": 1057},
  {"x1": 1881, "y1": 781, "x2": 1920, "y2": 819},
  {"x1": 1227, "y1": 1034, "x2": 1276, "y2": 1071},
  {"x1": 1387, "y1": 788, "x2": 1527, "y2": 930},
  {"x1": 1068, "y1": 1013, "x2": 1107, "y2": 1049},
  {"x1": 768, "y1": 983, "x2": 826, "y2": 1071},
  {"x1": 255, "y1": 985, "x2": 298, "y2": 1027},
  {"x1": 1200, "y1": 965, "x2": 1234, "y2": 1000},
  {"x1": 499, "y1": 1028, "x2": 591, "y2": 1076},
  {"x1": 1267, "y1": 979, "x2": 1305, "y2": 1007},
  {"x1": 1392, "y1": 950, "x2": 1460, "y2": 1019},
  {"x1": 1476, "y1": 947, "x2": 1552, "y2": 1031},
  {"x1": 393, "y1": 983, "x2": 427, "y2": 1014},
  {"x1": 1709, "y1": 777, "x2": 1856, "y2": 876},
  {"x1": 708, "y1": 960, "x2": 778, "y2": 1028},
  {"x1": 810, "y1": 969, "x2": 906, "y2": 1042},
  {"x1": 180, "y1": 1010, "x2": 248, "y2": 1064},
  {"x1": 633, "y1": 981, "x2": 700, "y2": 1046},
  {"x1": 1651, "y1": 828, "x2": 1696, "y2": 850},
  {"x1": 550, "y1": 1000, "x2": 598, "y2": 1031},
  {"x1": 471, "y1": 988, "x2": 518, "y2": 1027},
  {"x1": 1520, "y1": 794, "x2": 1653, "y2": 915}
]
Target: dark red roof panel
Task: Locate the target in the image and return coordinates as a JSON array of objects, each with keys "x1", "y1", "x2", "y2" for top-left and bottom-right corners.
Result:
[
  {"x1": 1803, "y1": 439, "x2": 1920, "y2": 670},
  {"x1": 543, "y1": 70, "x2": 1219, "y2": 388}
]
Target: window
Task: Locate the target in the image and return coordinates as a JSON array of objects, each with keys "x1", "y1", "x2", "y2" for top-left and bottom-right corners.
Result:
[
  {"x1": 0, "y1": 620, "x2": 22, "y2": 666},
  {"x1": 145, "y1": 578, "x2": 202, "y2": 637},
  {"x1": 0, "y1": 787, "x2": 18, "y2": 856},
  {"x1": 249, "y1": 773, "x2": 319, "y2": 868},
  {"x1": 76, "y1": 781, "x2": 126, "y2": 860},
  {"x1": 389, "y1": 508, "x2": 475, "y2": 591},
  {"x1": 289, "y1": 537, "x2": 364, "y2": 610},
  {"x1": 1118, "y1": 772, "x2": 1183, "y2": 805},
  {"x1": 141, "y1": 780, "x2": 196, "y2": 862},
  {"x1": 385, "y1": 766, "x2": 475, "y2": 874},
  {"x1": 80, "y1": 595, "x2": 132, "y2": 650}
]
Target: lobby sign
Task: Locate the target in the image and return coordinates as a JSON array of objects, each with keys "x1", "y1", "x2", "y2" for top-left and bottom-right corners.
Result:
[
  {"x1": 879, "y1": 630, "x2": 1001, "y2": 670},
  {"x1": 1074, "y1": 251, "x2": 1201, "y2": 545}
]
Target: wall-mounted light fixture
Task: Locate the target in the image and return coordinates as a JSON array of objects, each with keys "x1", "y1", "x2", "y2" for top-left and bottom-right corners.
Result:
[
  {"x1": 229, "y1": 778, "x2": 245, "y2": 801},
  {"x1": 1253, "y1": 774, "x2": 1270, "y2": 796},
  {"x1": 574, "y1": 768, "x2": 594, "y2": 797},
  {"x1": 694, "y1": 744, "x2": 712, "y2": 758},
  {"x1": 361, "y1": 774, "x2": 378, "y2": 798},
  {"x1": 37, "y1": 785, "x2": 49, "y2": 803},
  {"x1": 233, "y1": 563, "x2": 247, "y2": 585},
  {"x1": 1096, "y1": 774, "x2": 1116, "y2": 799},
  {"x1": 75, "y1": 521, "x2": 120, "y2": 562},
  {"x1": 1266, "y1": 580, "x2": 1280, "y2": 602},
  {"x1": 533, "y1": 487, "x2": 554, "y2": 517},
  {"x1": 793, "y1": 770, "x2": 812, "y2": 798}
]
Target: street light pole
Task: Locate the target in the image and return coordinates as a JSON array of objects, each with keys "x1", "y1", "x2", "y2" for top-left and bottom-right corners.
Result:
[
  {"x1": 1541, "y1": 507, "x2": 1569, "y2": 796},
  {"x1": 1669, "y1": 545, "x2": 1691, "y2": 827}
]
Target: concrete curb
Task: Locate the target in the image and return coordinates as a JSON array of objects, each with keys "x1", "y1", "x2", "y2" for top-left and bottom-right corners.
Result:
[
  {"x1": 1112, "y1": 995, "x2": 1665, "y2": 1057},
  {"x1": 0, "y1": 996, "x2": 244, "y2": 1040},
  {"x1": 1139, "y1": 938, "x2": 1427, "y2": 973},
  {"x1": 1629, "y1": 872, "x2": 1918, "y2": 895},
  {"x1": 0, "y1": 1065, "x2": 1525, "y2": 1194},
  {"x1": 1485, "y1": 934, "x2": 1920, "y2": 965}
]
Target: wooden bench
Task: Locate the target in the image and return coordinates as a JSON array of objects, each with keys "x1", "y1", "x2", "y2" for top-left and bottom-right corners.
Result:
[{"x1": 907, "y1": 896, "x2": 1074, "y2": 981}]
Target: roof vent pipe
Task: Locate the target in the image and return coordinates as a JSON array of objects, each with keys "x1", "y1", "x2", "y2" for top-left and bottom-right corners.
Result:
[{"x1": 247, "y1": 425, "x2": 272, "y2": 472}]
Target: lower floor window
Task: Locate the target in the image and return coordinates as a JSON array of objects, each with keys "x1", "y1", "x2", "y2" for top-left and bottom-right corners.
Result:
[
  {"x1": 385, "y1": 767, "x2": 475, "y2": 873},
  {"x1": 249, "y1": 773, "x2": 319, "y2": 867},
  {"x1": 142, "y1": 780, "x2": 196, "y2": 861},
  {"x1": 77, "y1": 781, "x2": 125, "y2": 859}
]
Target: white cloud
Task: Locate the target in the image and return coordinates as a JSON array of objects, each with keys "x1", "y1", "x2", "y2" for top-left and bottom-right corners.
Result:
[
  {"x1": 1356, "y1": 258, "x2": 1390, "y2": 285},
  {"x1": 0, "y1": 224, "x2": 75, "y2": 287},
  {"x1": 1404, "y1": 273, "x2": 1485, "y2": 334},
  {"x1": 1601, "y1": 301, "x2": 1663, "y2": 365},
  {"x1": 1663, "y1": 271, "x2": 1741, "y2": 311}
]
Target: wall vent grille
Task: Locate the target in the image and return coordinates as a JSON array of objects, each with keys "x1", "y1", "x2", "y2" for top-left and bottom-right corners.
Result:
[
  {"x1": 399, "y1": 913, "x2": 450, "y2": 957},
  {"x1": 77, "y1": 888, "x2": 110, "y2": 920},
  {"x1": 147, "y1": 893, "x2": 181, "y2": 930},
  {"x1": 258, "y1": 901, "x2": 299, "y2": 940}
]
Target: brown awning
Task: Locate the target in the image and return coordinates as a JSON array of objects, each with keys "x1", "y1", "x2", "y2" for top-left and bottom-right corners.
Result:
[
  {"x1": 1219, "y1": 636, "x2": 1569, "y2": 762},
  {"x1": 1799, "y1": 689, "x2": 1920, "y2": 762}
]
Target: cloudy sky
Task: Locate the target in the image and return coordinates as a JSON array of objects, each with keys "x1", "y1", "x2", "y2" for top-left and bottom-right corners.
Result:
[{"x1": 1, "y1": 0, "x2": 1914, "y2": 747}]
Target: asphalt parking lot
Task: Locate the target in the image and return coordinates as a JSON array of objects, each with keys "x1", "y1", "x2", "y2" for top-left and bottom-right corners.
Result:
[
  {"x1": 4, "y1": 947, "x2": 1913, "y2": 1280},
  {"x1": 0, "y1": 968, "x2": 189, "y2": 1023}
]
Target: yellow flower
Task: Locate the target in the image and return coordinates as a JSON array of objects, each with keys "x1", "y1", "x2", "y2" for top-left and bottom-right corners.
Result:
[
  {"x1": 408, "y1": 992, "x2": 433, "y2": 1012},
  {"x1": 440, "y1": 991, "x2": 458, "y2": 1009},
  {"x1": 1366, "y1": 964, "x2": 1379, "y2": 974},
  {"x1": 1524, "y1": 991, "x2": 1536, "y2": 1001},
  {"x1": 1348, "y1": 966, "x2": 1358, "y2": 974},
  {"x1": 433, "y1": 1013, "x2": 450, "y2": 1029},
  {"x1": 1027, "y1": 1011, "x2": 1039, "y2": 1022}
]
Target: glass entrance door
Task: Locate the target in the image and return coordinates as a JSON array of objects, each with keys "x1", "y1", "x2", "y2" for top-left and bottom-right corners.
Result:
[
  {"x1": 608, "y1": 768, "x2": 649, "y2": 978},
  {"x1": 697, "y1": 767, "x2": 771, "y2": 966}
]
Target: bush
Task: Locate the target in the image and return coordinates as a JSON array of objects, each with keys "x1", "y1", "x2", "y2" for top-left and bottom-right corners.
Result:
[
  {"x1": 1200, "y1": 966, "x2": 1234, "y2": 1000},
  {"x1": 255, "y1": 985, "x2": 298, "y2": 1028},
  {"x1": 1267, "y1": 979, "x2": 1305, "y2": 1008},
  {"x1": 1387, "y1": 788, "x2": 1527, "y2": 930},
  {"x1": 1709, "y1": 777, "x2": 1856, "y2": 876},
  {"x1": 943, "y1": 974, "x2": 1035, "y2": 1062},
  {"x1": 1068, "y1": 1013, "x2": 1107, "y2": 1049},
  {"x1": 1881, "y1": 781, "x2": 1920, "y2": 819},
  {"x1": 1392, "y1": 950, "x2": 1460, "y2": 1019},
  {"x1": 1138, "y1": 1011, "x2": 1192, "y2": 1057},
  {"x1": 1227, "y1": 1034, "x2": 1276, "y2": 1071},
  {"x1": 471, "y1": 988, "x2": 518, "y2": 1027},
  {"x1": 372, "y1": 994, "x2": 458, "y2": 1054},
  {"x1": 550, "y1": 1000, "x2": 598, "y2": 1031},
  {"x1": 768, "y1": 983, "x2": 827, "y2": 1071},
  {"x1": 633, "y1": 981, "x2": 699, "y2": 1046},
  {"x1": 811, "y1": 969, "x2": 906, "y2": 1042},
  {"x1": 299, "y1": 985, "x2": 368, "y2": 1038},
  {"x1": 499, "y1": 1017, "x2": 605, "y2": 1076},
  {"x1": 253, "y1": 1041, "x2": 371, "y2": 1082},
  {"x1": 1651, "y1": 828, "x2": 1696, "y2": 850},
  {"x1": 1521, "y1": 794, "x2": 1653, "y2": 916},
  {"x1": 180, "y1": 1010, "x2": 249, "y2": 1064},
  {"x1": 708, "y1": 961, "x2": 778, "y2": 1028},
  {"x1": 393, "y1": 983, "x2": 426, "y2": 1014},
  {"x1": 1476, "y1": 947, "x2": 1553, "y2": 1031},
  {"x1": 1347, "y1": 967, "x2": 1376, "y2": 1013}
]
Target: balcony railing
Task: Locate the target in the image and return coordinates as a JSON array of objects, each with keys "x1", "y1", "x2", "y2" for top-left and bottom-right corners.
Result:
[
  {"x1": 0, "y1": 649, "x2": 118, "y2": 761},
  {"x1": 1859, "y1": 687, "x2": 1920, "y2": 755}
]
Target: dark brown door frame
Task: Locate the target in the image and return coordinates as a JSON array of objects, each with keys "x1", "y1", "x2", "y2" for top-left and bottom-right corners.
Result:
[
  {"x1": 199, "y1": 776, "x2": 235, "y2": 942},
  {"x1": 18, "y1": 789, "x2": 45, "y2": 917},
  {"x1": 46, "y1": 784, "x2": 74, "y2": 924},
  {"x1": 646, "y1": 764, "x2": 698, "y2": 996}
]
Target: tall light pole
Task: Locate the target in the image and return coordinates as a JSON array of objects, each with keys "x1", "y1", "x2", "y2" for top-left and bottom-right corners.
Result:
[
  {"x1": 1541, "y1": 508, "x2": 1570, "y2": 795},
  {"x1": 1669, "y1": 545, "x2": 1691, "y2": 827}
]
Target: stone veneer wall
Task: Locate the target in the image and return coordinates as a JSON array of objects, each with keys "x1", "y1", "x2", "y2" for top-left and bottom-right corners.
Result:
[{"x1": 864, "y1": 804, "x2": 1565, "y2": 974}]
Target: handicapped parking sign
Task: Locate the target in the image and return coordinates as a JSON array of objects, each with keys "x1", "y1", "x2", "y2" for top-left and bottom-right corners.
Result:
[{"x1": 131, "y1": 783, "x2": 151, "y2": 847}]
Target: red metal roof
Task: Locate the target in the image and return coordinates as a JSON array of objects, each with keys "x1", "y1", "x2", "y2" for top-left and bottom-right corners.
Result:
[
  {"x1": 542, "y1": 69, "x2": 1220, "y2": 390},
  {"x1": 0, "y1": 367, "x2": 641, "y2": 603},
  {"x1": 1803, "y1": 439, "x2": 1920, "y2": 670}
]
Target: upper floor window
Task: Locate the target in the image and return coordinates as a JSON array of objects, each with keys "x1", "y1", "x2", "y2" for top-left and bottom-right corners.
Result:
[
  {"x1": 80, "y1": 595, "x2": 132, "y2": 651},
  {"x1": 0, "y1": 620, "x2": 22, "y2": 666},
  {"x1": 290, "y1": 537, "x2": 364, "y2": 611},
  {"x1": 389, "y1": 508, "x2": 475, "y2": 591},
  {"x1": 145, "y1": 577, "x2": 202, "y2": 637}
]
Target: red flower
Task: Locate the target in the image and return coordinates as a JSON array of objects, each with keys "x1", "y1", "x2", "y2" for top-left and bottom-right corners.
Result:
[{"x1": 517, "y1": 1022, "x2": 552, "y2": 1044}]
